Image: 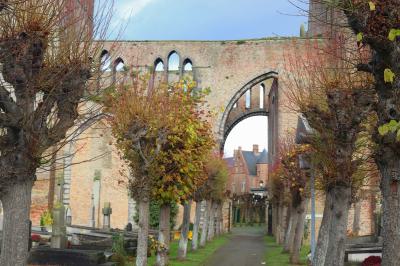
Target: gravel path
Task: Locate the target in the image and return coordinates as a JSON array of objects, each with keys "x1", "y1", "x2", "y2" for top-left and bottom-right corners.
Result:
[{"x1": 205, "y1": 226, "x2": 266, "y2": 266}]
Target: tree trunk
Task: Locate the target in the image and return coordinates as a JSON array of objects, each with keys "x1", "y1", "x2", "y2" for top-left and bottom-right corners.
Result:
[
  {"x1": 290, "y1": 198, "x2": 308, "y2": 264},
  {"x1": 207, "y1": 201, "x2": 215, "y2": 241},
  {"x1": 0, "y1": 180, "x2": 33, "y2": 266},
  {"x1": 313, "y1": 191, "x2": 333, "y2": 266},
  {"x1": 200, "y1": 200, "x2": 210, "y2": 248},
  {"x1": 272, "y1": 203, "x2": 278, "y2": 236},
  {"x1": 240, "y1": 205, "x2": 245, "y2": 225},
  {"x1": 47, "y1": 148, "x2": 57, "y2": 210},
  {"x1": 265, "y1": 202, "x2": 269, "y2": 235},
  {"x1": 178, "y1": 201, "x2": 192, "y2": 260},
  {"x1": 324, "y1": 186, "x2": 352, "y2": 266},
  {"x1": 219, "y1": 203, "x2": 224, "y2": 234},
  {"x1": 215, "y1": 203, "x2": 222, "y2": 236},
  {"x1": 136, "y1": 199, "x2": 150, "y2": 266},
  {"x1": 191, "y1": 201, "x2": 202, "y2": 251},
  {"x1": 156, "y1": 204, "x2": 170, "y2": 266},
  {"x1": 379, "y1": 164, "x2": 400, "y2": 266},
  {"x1": 275, "y1": 203, "x2": 281, "y2": 243},
  {"x1": 278, "y1": 203, "x2": 289, "y2": 244},
  {"x1": 283, "y1": 205, "x2": 298, "y2": 253},
  {"x1": 352, "y1": 200, "x2": 361, "y2": 236},
  {"x1": 215, "y1": 203, "x2": 220, "y2": 236}
]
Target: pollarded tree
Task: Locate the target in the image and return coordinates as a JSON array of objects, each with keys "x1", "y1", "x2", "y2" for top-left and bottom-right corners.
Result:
[
  {"x1": 108, "y1": 78, "x2": 214, "y2": 266},
  {"x1": 196, "y1": 152, "x2": 229, "y2": 248},
  {"x1": 285, "y1": 37, "x2": 375, "y2": 266},
  {"x1": 316, "y1": 1, "x2": 400, "y2": 264},
  {"x1": 153, "y1": 80, "x2": 215, "y2": 264},
  {"x1": 0, "y1": 1, "x2": 110, "y2": 265},
  {"x1": 269, "y1": 161, "x2": 290, "y2": 244},
  {"x1": 280, "y1": 142, "x2": 310, "y2": 264},
  {"x1": 205, "y1": 154, "x2": 229, "y2": 238}
]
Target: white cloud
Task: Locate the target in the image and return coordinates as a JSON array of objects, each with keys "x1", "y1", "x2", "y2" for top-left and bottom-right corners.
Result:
[{"x1": 116, "y1": 0, "x2": 155, "y2": 20}]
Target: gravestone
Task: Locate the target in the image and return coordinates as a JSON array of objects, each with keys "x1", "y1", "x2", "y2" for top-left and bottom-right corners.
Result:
[
  {"x1": 28, "y1": 248, "x2": 106, "y2": 266},
  {"x1": 51, "y1": 204, "x2": 67, "y2": 249},
  {"x1": 66, "y1": 207, "x2": 72, "y2": 226},
  {"x1": 102, "y1": 202, "x2": 112, "y2": 230},
  {"x1": 128, "y1": 197, "x2": 136, "y2": 228}
]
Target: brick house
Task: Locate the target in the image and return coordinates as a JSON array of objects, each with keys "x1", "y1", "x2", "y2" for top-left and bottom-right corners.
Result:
[{"x1": 225, "y1": 145, "x2": 268, "y2": 196}]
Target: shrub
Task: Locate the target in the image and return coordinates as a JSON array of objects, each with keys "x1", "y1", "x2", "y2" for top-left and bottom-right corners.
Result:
[
  {"x1": 39, "y1": 210, "x2": 53, "y2": 227},
  {"x1": 134, "y1": 200, "x2": 178, "y2": 229},
  {"x1": 111, "y1": 233, "x2": 126, "y2": 257},
  {"x1": 362, "y1": 256, "x2": 382, "y2": 266},
  {"x1": 31, "y1": 234, "x2": 41, "y2": 242}
]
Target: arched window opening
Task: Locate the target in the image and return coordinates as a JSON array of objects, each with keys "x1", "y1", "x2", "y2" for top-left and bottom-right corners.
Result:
[
  {"x1": 245, "y1": 90, "x2": 251, "y2": 109},
  {"x1": 100, "y1": 50, "x2": 111, "y2": 71},
  {"x1": 168, "y1": 51, "x2": 180, "y2": 71},
  {"x1": 154, "y1": 58, "x2": 164, "y2": 72},
  {"x1": 259, "y1": 84, "x2": 265, "y2": 109},
  {"x1": 114, "y1": 57, "x2": 125, "y2": 72},
  {"x1": 183, "y1": 59, "x2": 193, "y2": 71},
  {"x1": 223, "y1": 116, "x2": 268, "y2": 158}
]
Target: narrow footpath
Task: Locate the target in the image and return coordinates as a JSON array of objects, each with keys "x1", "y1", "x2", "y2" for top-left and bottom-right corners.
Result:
[{"x1": 205, "y1": 226, "x2": 266, "y2": 266}]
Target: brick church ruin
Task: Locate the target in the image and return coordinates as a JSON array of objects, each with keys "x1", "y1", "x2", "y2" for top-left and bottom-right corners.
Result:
[{"x1": 0, "y1": 0, "x2": 380, "y2": 239}]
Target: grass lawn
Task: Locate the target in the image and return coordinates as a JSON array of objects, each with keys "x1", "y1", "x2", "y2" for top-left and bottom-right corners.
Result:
[
  {"x1": 264, "y1": 236, "x2": 310, "y2": 266},
  {"x1": 126, "y1": 235, "x2": 229, "y2": 266}
]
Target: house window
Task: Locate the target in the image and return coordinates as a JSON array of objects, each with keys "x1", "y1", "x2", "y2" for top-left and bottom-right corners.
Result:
[{"x1": 241, "y1": 181, "x2": 246, "y2": 192}]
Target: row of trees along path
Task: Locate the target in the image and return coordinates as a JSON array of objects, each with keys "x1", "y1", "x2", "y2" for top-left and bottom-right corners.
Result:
[
  {"x1": 270, "y1": 1, "x2": 400, "y2": 265},
  {"x1": 105, "y1": 75, "x2": 229, "y2": 266},
  {"x1": 270, "y1": 140, "x2": 310, "y2": 265}
]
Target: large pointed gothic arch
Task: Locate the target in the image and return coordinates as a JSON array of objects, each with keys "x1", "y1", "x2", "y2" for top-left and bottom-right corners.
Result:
[{"x1": 218, "y1": 71, "x2": 279, "y2": 153}]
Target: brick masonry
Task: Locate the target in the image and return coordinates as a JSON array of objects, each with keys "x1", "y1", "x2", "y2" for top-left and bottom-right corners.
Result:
[{"x1": 24, "y1": 2, "x2": 378, "y2": 236}]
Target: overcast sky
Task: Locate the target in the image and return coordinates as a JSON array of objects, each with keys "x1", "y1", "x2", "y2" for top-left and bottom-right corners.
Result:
[{"x1": 103, "y1": 0, "x2": 308, "y2": 157}]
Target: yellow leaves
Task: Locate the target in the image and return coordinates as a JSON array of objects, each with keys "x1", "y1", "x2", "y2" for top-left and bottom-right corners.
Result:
[
  {"x1": 368, "y1": 1, "x2": 375, "y2": 11},
  {"x1": 378, "y1": 120, "x2": 400, "y2": 141},
  {"x1": 356, "y1": 32, "x2": 363, "y2": 42},
  {"x1": 384, "y1": 68, "x2": 395, "y2": 83},
  {"x1": 110, "y1": 74, "x2": 215, "y2": 203},
  {"x1": 388, "y1": 29, "x2": 400, "y2": 42}
]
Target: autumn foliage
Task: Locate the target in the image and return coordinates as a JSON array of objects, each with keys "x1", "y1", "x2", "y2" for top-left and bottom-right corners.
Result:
[
  {"x1": 106, "y1": 75, "x2": 214, "y2": 266},
  {"x1": 106, "y1": 77, "x2": 214, "y2": 202}
]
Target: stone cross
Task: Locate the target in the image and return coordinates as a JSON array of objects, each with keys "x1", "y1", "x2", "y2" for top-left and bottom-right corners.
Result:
[{"x1": 51, "y1": 204, "x2": 67, "y2": 249}]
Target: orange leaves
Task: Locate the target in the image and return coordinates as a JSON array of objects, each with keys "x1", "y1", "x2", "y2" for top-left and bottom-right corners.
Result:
[{"x1": 108, "y1": 76, "x2": 214, "y2": 202}]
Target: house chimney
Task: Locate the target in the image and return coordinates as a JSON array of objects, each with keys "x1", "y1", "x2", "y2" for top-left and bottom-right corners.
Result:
[
  {"x1": 234, "y1": 147, "x2": 242, "y2": 157},
  {"x1": 253, "y1": 144, "x2": 259, "y2": 154}
]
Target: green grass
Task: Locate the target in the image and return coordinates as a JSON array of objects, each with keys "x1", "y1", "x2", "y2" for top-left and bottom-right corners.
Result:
[
  {"x1": 126, "y1": 235, "x2": 229, "y2": 266},
  {"x1": 264, "y1": 236, "x2": 310, "y2": 266}
]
